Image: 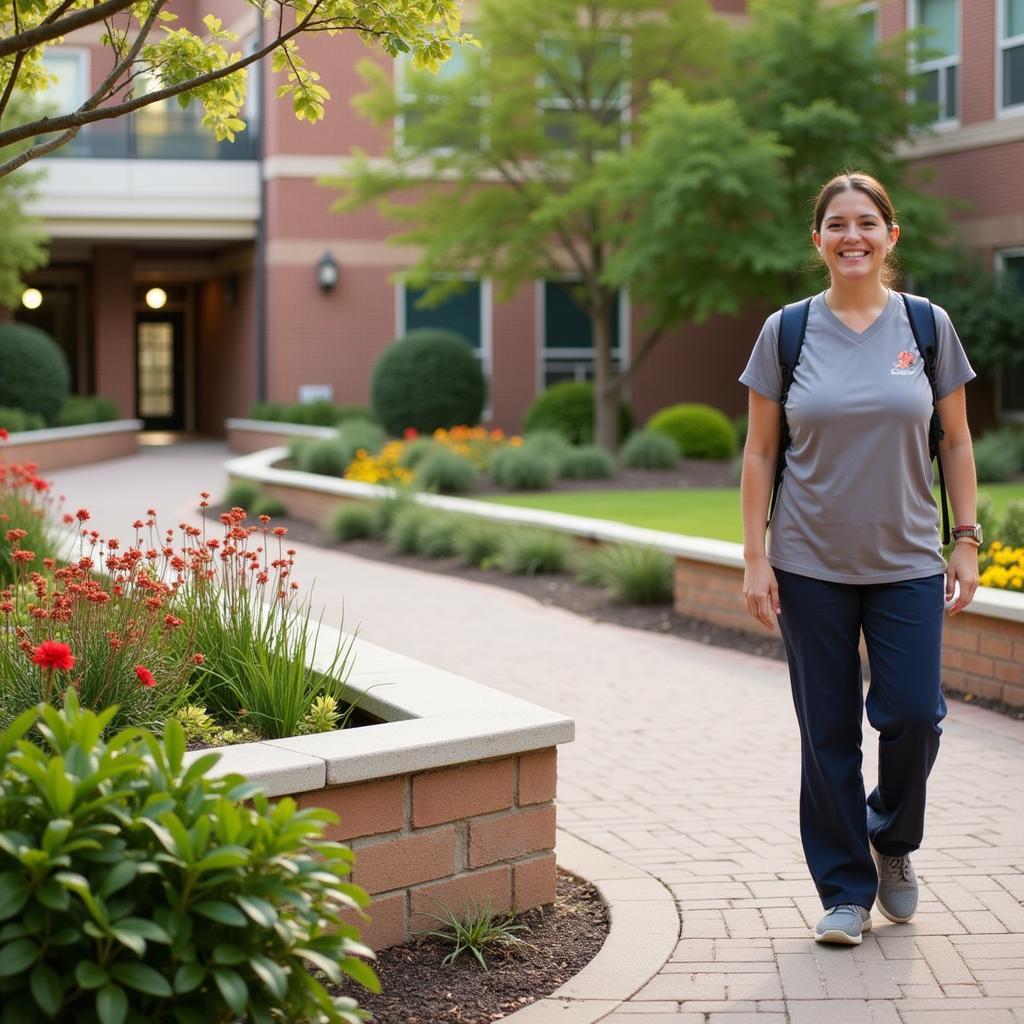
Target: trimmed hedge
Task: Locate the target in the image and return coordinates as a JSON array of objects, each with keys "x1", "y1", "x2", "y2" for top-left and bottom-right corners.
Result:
[
  {"x1": 647, "y1": 403, "x2": 735, "y2": 460},
  {"x1": 0, "y1": 406, "x2": 45, "y2": 433},
  {"x1": 0, "y1": 322, "x2": 71, "y2": 423},
  {"x1": 248, "y1": 400, "x2": 378, "y2": 427},
  {"x1": 522, "y1": 381, "x2": 633, "y2": 446},
  {"x1": 55, "y1": 395, "x2": 119, "y2": 427}
]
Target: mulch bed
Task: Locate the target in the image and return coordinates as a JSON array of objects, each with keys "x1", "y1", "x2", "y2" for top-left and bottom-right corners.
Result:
[{"x1": 334, "y1": 871, "x2": 608, "y2": 1024}]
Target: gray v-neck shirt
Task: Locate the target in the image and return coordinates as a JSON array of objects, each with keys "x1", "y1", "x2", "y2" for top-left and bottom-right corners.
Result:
[{"x1": 740, "y1": 292, "x2": 975, "y2": 584}]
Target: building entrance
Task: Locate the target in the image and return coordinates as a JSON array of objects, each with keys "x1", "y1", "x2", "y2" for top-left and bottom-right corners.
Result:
[{"x1": 135, "y1": 311, "x2": 185, "y2": 430}]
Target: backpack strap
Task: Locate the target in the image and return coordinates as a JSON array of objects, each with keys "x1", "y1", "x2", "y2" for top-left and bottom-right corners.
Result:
[
  {"x1": 900, "y1": 292, "x2": 950, "y2": 546},
  {"x1": 768, "y1": 297, "x2": 812, "y2": 527}
]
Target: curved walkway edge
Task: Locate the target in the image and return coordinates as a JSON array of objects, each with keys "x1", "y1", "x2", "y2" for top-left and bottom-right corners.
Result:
[{"x1": 502, "y1": 829, "x2": 680, "y2": 1023}]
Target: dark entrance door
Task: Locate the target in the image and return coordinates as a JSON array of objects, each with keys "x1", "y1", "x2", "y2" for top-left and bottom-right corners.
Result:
[{"x1": 135, "y1": 311, "x2": 185, "y2": 430}]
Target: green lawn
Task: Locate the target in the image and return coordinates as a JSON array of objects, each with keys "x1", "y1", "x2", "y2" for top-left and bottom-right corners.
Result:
[{"x1": 482, "y1": 484, "x2": 1024, "y2": 543}]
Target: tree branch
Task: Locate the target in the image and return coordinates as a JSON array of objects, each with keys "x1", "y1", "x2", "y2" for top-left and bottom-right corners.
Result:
[
  {"x1": 0, "y1": 125, "x2": 81, "y2": 177},
  {"x1": 0, "y1": 0, "x2": 138, "y2": 60},
  {"x1": 616, "y1": 324, "x2": 665, "y2": 385}
]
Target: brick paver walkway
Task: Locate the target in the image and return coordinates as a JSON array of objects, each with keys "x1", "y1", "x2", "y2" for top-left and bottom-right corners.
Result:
[{"x1": 52, "y1": 444, "x2": 1024, "y2": 1023}]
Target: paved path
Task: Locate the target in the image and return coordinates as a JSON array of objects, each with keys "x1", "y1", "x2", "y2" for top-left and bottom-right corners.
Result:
[{"x1": 51, "y1": 444, "x2": 1024, "y2": 1024}]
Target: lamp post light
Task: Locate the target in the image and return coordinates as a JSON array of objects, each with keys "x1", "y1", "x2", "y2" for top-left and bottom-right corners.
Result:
[{"x1": 317, "y1": 251, "x2": 339, "y2": 293}]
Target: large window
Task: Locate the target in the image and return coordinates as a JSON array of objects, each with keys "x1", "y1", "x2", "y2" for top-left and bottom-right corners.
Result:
[
  {"x1": 998, "y1": 251, "x2": 1024, "y2": 417},
  {"x1": 856, "y1": 2, "x2": 879, "y2": 48},
  {"x1": 1001, "y1": 0, "x2": 1024, "y2": 112},
  {"x1": 913, "y1": 0, "x2": 959, "y2": 124},
  {"x1": 395, "y1": 46, "x2": 485, "y2": 152},
  {"x1": 398, "y1": 278, "x2": 491, "y2": 376},
  {"x1": 539, "y1": 280, "x2": 626, "y2": 390}
]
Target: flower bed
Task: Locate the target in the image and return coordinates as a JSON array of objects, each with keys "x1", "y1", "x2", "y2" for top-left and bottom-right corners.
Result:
[
  {"x1": 226, "y1": 446, "x2": 1024, "y2": 708},
  {"x1": 0, "y1": 419, "x2": 142, "y2": 470}
]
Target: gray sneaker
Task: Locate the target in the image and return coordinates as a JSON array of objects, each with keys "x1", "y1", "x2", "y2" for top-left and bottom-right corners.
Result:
[
  {"x1": 872, "y1": 846, "x2": 919, "y2": 923},
  {"x1": 814, "y1": 904, "x2": 872, "y2": 945}
]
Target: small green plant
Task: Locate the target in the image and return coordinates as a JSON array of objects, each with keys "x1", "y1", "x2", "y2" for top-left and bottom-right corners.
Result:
[
  {"x1": 416, "y1": 514, "x2": 462, "y2": 558},
  {"x1": 287, "y1": 436, "x2": 316, "y2": 468},
  {"x1": 386, "y1": 504, "x2": 434, "y2": 555},
  {"x1": 490, "y1": 447, "x2": 555, "y2": 491},
  {"x1": 55, "y1": 395, "x2": 119, "y2": 427},
  {"x1": 223, "y1": 478, "x2": 260, "y2": 510},
  {"x1": 620, "y1": 429, "x2": 680, "y2": 470},
  {"x1": 329, "y1": 503, "x2": 377, "y2": 541},
  {"x1": 251, "y1": 494, "x2": 287, "y2": 519},
  {"x1": 298, "y1": 693, "x2": 342, "y2": 734},
  {"x1": 558, "y1": 444, "x2": 615, "y2": 480},
  {"x1": 424, "y1": 901, "x2": 534, "y2": 970},
  {"x1": 0, "y1": 405, "x2": 46, "y2": 432},
  {"x1": 499, "y1": 528, "x2": 571, "y2": 575},
  {"x1": 299, "y1": 438, "x2": 350, "y2": 477},
  {"x1": 336, "y1": 421, "x2": 387, "y2": 466},
  {"x1": 1000, "y1": 499, "x2": 1024, "y2": 548},
  {"x1": 973, "y1": 429, "x2": 1024, "y2": 483},
  {"x1": 173, "y1": 703, "x2": 262, "y2": 747},
  {"x1": 454, "y1": 521, "x2": 505, "y2": 567},
  {"x1": 0, "y1": 694, "x2": 377, "y2": 1022},
  {"x1": 522, "y1": 381, "x2": 633, "y2": 445},
  {"x1": 368, "y1": 495, "x2": 416, "y2": 538},
  {"x1": 647, "y1": 403, "x2": 736, "y2": 460},
  {"x1": 416, "y1": 448, "x2": 478, "y2": 494},
  {"x1": 521, "y1": 430, "x2": 572, "y2": 466},
  {"x1": 248, "y1": 400, "x2": 285, "y2": 421},
  {"x1": 575, "y1": 544, "x2": 674, "y2": 604},
  {"x1": 399, "y1": 437, "x2": 441, "y2": 469}
]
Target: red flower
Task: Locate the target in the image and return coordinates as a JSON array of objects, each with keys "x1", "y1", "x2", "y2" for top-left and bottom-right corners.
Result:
[
  {"x1": 192, "y1": 653, "x2": 205, "y2": 665},
  {"x1": 32, "y1": 641, "x2": 76, "y2": 672},
  {"x1": 135, "y1": 665, "x2": 157, "y2": 688},
  {"x1": 0, "y1": 428, "x2": 8, "y2": 441},
  {"x1": 403, "y1": 427, "x2": 419, "y2": 439}
]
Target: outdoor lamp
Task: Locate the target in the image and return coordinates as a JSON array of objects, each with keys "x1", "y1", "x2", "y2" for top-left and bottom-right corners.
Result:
[
  {"x1": 317, "y1": 251, "x2": 339, "y2": 293},
  {"x1": 145, "y1": 287, "x2": 168, "y2": 310},
  {"x1": 21, "y1": 287, "x2": 42, "y2": 310}
]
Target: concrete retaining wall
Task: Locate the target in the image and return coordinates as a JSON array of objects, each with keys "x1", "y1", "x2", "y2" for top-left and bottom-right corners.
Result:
[{"x1": 1, "y1": 420, "x2": 142, "y2": 470}]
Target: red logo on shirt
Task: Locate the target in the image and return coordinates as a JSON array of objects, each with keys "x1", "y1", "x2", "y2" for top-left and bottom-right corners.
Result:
[{"x1": 891, "y1": 351, "x2": 916, "y2": 376}]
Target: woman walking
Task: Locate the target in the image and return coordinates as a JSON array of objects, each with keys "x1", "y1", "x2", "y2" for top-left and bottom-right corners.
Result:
[{"x1": 739, "y1": 171, "x2": 979, "y2": 946}]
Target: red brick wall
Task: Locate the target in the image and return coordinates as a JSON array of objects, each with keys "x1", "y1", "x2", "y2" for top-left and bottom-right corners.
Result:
[
  {"x1": 961, "y1": 0, "x2": 996, "y2": 125},
  {"x1": 297, "y1": 748, "x2": 559, "y2": 951},
  {"x1": 0, "y1": 428, "x2": 138, "y2": 471},
  {"x1": 93, "y1": 247, "x2": 135, "y2": 418},
  {"x1": 490, "y1": 283, "x2": 537, "y2": 433}
]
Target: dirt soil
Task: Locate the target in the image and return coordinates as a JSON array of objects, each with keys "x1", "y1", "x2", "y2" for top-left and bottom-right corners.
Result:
[{"x1": 334, "y1": 871, "x2": 608, "y2": 1024}]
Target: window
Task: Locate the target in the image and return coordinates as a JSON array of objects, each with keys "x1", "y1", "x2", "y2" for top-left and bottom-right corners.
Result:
[
  {"x1": 1001, "y1": 0, "x2": 1024, "y2": 112},
  {"x1": 997, "y1": 251, "x2": 1024, "y2": 417},
  {"x1": 913, "y1": 0, "x2": 959, "y2": 123},
  {"x1": 537, "y1": 35, "x2": 629, "y2": 151},
  {"x1": 539, "y1": 279, "x2": 627, "y2": 390},
  {"x1": 396, "y1": 46, "x2": 485, "y2": 152},
  {"x1": 39, "y1": 49, "x2": 88, "y2": 114},
  {"x1": 856, "y1": 2, "x2": 879, "y2": 48},
  {"x1": 398, "y1": 278, "x2": 491, "y2": 377}
]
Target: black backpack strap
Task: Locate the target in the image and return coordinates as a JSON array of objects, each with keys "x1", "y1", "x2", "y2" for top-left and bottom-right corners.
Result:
[
  {"x1": 768, "y1": 297, "x2": 812, "y2": 527},
  {"x1": 901, "y1": 292, "x2": 950, "y2": 546}
]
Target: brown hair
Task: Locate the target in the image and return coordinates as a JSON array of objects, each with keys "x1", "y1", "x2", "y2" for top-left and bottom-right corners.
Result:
[{"x1": 811, "y1": 171, "x2": 899, "y2": 286}]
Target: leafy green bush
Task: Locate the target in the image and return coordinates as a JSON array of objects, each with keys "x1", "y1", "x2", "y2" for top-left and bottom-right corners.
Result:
[
  {"x1": 732, "y1": 413, "x2": 749, "y2": 451},
  {"x1": 454, "y1": 521, "x2": 505, "y2": 567},
  {"x1": 574, "y1": 544, "x2": 674, "y2": 604},
  {"x1": 368, "y1": 496, "x2": 414, "y2": 538},
  {"x1": 0, "y1": 694, "x2": 376, "y2": 1024},
  {"x1": 521, "y1": 430, "x2": 572, "y2": 466},
  {"x1": 522, "y1": 381, "x2": 633, "y2": 445},
  {"x1": 248, "y1": 401, "x2": 378, "y2": 427},
  {"x1": 55, "y1": 395, "x2": 120, "y2": 427},
  {"x1": 0, "y1": 405, "x2": 45, "y2": 433},
  {"x1": 248, "y1": 400, "x2": 285, "y2": 421},
  {"x1": 647, "y1": 403, "x2": 736, "y2": 460},
  {"x1": 0, "y1": 322, "x2": 71, "y2": 423},
  {"x1": 386, "y1": 504, "x2": 434, "y2": 554},
  {"x1": 416, "y1": 448, "x2": 478, "y2": 494},
  {"x1": 251, "y1": 494, "x2": 287, "y2": 519},
  {"x1": 416, "y1": 514, "x2": 462, "y2": 558},
  {"x1": 290, "y1": 399, "x2": 343, "y2": 427},
  {"x1": 223, "y1": 479, "x2": 261, "y2": 511},
  {"x1": 328, "y1": 503, "x2": 377, "y2": 541},
  {"x1": 371, "y1": 329, "x2": 486, "y2": 436},
  {"x1": 499, "y1": 528, "x2": 571, "y2": 575},
  {"x1": 336, "y1": 421, "x2": 387, "y2": 467},
  {"x1": 299, "y1": 439, "x2": 350, "y2": 477},
  {"x1": 1000, "y1": 499, "x2": 1024, "y2": 548},
  {"x1": 620, "y1": 429, "x2": 680, "y2": 470},
  {"x1": 558, "y1": 445, "x2": 615, "y2": 480},
  {"x1": 489, "y1": 447, "x2": 555, "y2": 490},
  {"x1": 973, "y1": 431, "x2": 1022, "y2": 483}
]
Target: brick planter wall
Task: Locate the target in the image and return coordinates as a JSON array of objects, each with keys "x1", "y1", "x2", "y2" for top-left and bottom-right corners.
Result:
[
  {"x1": 297, "y1": 749, "x2": 558, "y2": 950},
  {"x1": 1, "y1": 421, "x2": 142, "y2": 470},
  {"x1": 226, "y1": 419, "x2": 334, "y2": 454}
]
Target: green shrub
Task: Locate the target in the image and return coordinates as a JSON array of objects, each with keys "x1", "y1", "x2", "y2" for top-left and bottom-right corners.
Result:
[
  {"x1": 290, "y1": 398, "x2": 342, "y2": 427},
  {"x1": 489, "y1": 447, "x2": 555, "y2": 490},
  {"x1": 0, "y1": 694, "x2": 376, "y2": 1024},
  {"x1": 973, "y1": 431, "x2": 1021, "y2": 483},
  {"x1": 287, "y1": 436, "x2": 315, "y2": 467},
  {"x1": 620, "y1": 429, "x2": 680, "y2": 470},
  {"x1": 647, "y1": 403, "x2": 736, "y2": 460},
  {"x1": 368, "y1": 495, "x2": 414, "y2": 538},
  {"x1": 248, "y1": 400, "x2": 285, "y2": 421},
  {"x1": 1000, "y1": 499, "x2": 1024, "y2": 548},
  {"x1": 522, "y1": 381, "x2": 633, "y2": 445},
  {"x1": 522, "y1": 430, "x2": 572, "y2": 466},
  {"x1": 336, "y1": 420, "x2": 387, "y2": 466},
  {"x1": 328, "y1": 502, "x2": 376, "y2": 541},
  {"x1": 416, "y1": 448, "x2": 478, "y2": 494},
  {"x1": 0, "y1": 405, "x2": 45, "y2": 433},
  {"x1": 299, "y1": 438, "x2": 350, "y2": 477},
  {"x1": 333, "y1": 404, "x2": 378, "y2": 426},
  {"x1": 575, "y1": 544, "x2": 674, "y2": 604},
  {"x1": 223, "y1": 478, "x2": 260, "y2": 511},
  {"x1": 0, "y1": 322, "x2": 71, "y2": 423},
  {"x1": 386, "y1": 504, "x2": 434, "y2": 554},
  {"x1": 55, "y1": 395, "x2": 119, "y2": 427},
  {"x1": 371, "y1": 329, "x2": 486, "y2": 435},
  {"x1": 732, "y1": 413, "x2": 749, "y2": 451},
  {"x1": 454, "y1": 520, "x2": 505, "y2": 567},
  {"x1": 977, "y1": 493, "x2": 997, "y2": 551},
  {"x1": 499, "y1": 528, "x2": 572, "y2": 575},
  {"x1": 251, "y1": 494, "x2": 287, "y2": 518},
  {"x1": 400, "y1": 437, "x2": 443, "y2": 470},
  {"x1": 417, "y1": 514, "x2": 462, "y2": 558},
  {"x1": 559, "y1": 444, "x2": 615, "y2": 480}
]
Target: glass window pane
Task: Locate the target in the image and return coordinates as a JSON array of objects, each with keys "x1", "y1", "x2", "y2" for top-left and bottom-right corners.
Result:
[
  {"x1": 1004, "y1": 44, "x2": 1024, "y2": 106},
  {"x1": 920, "y1": 0, "x2": 958, "y2": 57},
  {"x1": 1008, "y1": 0, "x2": 1024, "y2": 39},
  {"x1": 944, "y1": 64, "x2": 958, "y2": 119},
  {"x1": 405, "y1": 281, "x2": 481, "y2": 349},
  {"x1": 544, "y1": 282, "x2": 621, "y2": 351},
  {"x1": 858, "y1": 8, "x2": 878, "y2": 47},
  {"x1": 919, "y1": 67, "x2": 940, "y2": 107},
  {"x1": 1004, "y1": 255, "x2": 1024, "y2": 291},
  {"x1": 39, "y1": 51, "x2": 86, "y2": 112},
  {"x1": 137, "y1": 323, "x2": 174, "y2": 418}
]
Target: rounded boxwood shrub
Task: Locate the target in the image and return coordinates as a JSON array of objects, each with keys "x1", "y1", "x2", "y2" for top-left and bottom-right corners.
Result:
[
  {"x1": 0, "y1": 695, "x2": 376, "y2": 1024},
  {"x1": 415, "y1": 448, "x2": 478, "y2": 494},
  {"x1": 0, "y1": 323, "x2": 71, "y2": 423},
  {"x1": 55, "y1": 395, "x2": 119, "y2": 427},
  {"x1": 559, "y1": 444, "x2": 615, "y2": 480},
  {"x1": 973, "y1": 431, "x2": 1021, "y2": 483},
  {"x1": 489, "y1": 446, "x2": 555, "y2": 491},
  {"x1": 522, "y1": 382, "x2": 633, "y2": 445},
  {"x1": 647, "y1": 403, "x2": 736, "y2": 460},
  {"x1": 620, "y1": 429, "x2": 680, "y2": 470},
  {"x1": 371, "y1": 329, "x2": 486, "y2": 436},
  {"x1": 0, "y1": 405, "x2": 45, "y2": 433},
  {"x1": 328, "y1": 502, "x2": 376, "y2": 541}
]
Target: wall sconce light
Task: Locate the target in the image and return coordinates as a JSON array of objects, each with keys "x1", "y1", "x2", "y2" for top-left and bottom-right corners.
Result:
[
  {"x1": 21, "y1": 287, "x2": 43, "y2": 310},
  {"x1": 145, "y1": 287, "x2": 168, "y2": 310},
  {"x1": 317, "y1": 251, "x2": 339, "y2": 293}
]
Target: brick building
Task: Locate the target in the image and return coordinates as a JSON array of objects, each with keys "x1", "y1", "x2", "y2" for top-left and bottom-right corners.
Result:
[{"x1": 15, "y1": 0, "x2": 1024, "y2": 433}]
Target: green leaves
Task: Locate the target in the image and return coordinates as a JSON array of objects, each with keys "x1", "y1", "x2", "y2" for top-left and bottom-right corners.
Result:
[
  {"x1": 0, "y1": 872, "x2": 29, "y2": 920},
  {"x1": 96, "y1": 983, "x2": 128, "y2": 1024}
]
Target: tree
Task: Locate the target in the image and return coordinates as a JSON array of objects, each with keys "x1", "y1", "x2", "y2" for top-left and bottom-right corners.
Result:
[{"x1": 0, "y1": 0, "x2": 466, "y2": 177}]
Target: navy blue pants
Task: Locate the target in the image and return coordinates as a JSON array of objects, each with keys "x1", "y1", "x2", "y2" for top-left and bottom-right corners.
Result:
[{"x1": 775, "y1": 569, "x2": 946, "y2": 910}]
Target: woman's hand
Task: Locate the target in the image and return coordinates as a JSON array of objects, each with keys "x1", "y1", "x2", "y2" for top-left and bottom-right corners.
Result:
[
  {"x1": 945, "y1": 542, "x2": 979, "y2": 615},
  {"x1": 743, "y1": 555, "x2": 780, "y2": 631}
]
